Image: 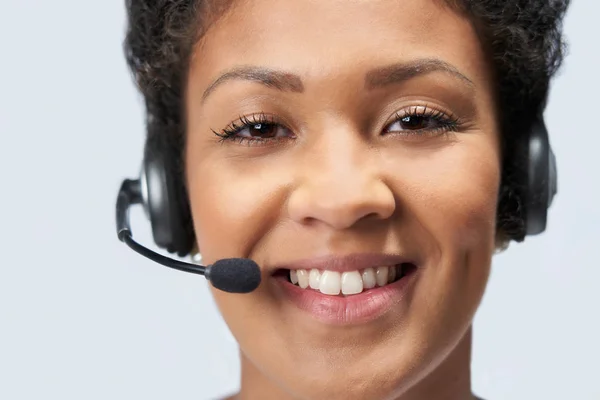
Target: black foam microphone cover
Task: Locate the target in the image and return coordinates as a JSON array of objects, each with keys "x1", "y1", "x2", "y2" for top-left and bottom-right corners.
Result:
[{"x1": 207, "y1": 258, "x2": 262, "y2": 293}]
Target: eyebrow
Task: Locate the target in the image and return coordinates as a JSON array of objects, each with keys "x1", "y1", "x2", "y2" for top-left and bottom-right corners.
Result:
[
  {"x1": 201, "y1": 66, "x2": 304, "y2": 103},
  {"x1": 365, "y1": 58, "x2": 474, "y2": 89},
  {"x1": 201, "y1": 58, "x2": 474, "y2": 103}
]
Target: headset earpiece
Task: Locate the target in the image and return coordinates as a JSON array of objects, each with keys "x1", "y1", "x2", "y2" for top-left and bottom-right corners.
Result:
[
  {"x1": 140, "y1": 137, "x2": 195, "y2": 257},
  {"x1": 523, "y1": 117, "x2": 558, "y2": 236}
]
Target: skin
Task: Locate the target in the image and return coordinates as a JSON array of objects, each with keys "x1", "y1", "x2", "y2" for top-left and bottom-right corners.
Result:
[{"x1": 184, "y1": 0, "x2": 500, "y2": 399}]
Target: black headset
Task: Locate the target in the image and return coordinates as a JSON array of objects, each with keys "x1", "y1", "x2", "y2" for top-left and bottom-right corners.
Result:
[
  {"x1": 119, "y1": 115, "x2": 556, "y2": 257},
  {"x1": 522, "y1": 117, "x2": 558, "y2": 236}
]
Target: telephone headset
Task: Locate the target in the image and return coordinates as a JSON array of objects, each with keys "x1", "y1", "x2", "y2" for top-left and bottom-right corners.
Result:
[{"x1": 116, "y1": 106, "x2": 557, "y2": 294}]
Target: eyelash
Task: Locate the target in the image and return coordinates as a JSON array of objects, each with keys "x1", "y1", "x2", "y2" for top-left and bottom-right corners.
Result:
[
  {"x1": 212, "y1": 106, "x2": 462, "y2": 146},
  {"x1": 388, "y1": 105, "x2": 461, "y2": 138},
  {"x1": 212, "y1": 113, "x2": 285, "y2": 146}
]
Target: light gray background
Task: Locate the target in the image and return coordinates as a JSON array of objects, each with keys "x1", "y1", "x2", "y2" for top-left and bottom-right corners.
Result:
[{"x1": 0, "y1": 1, "x2": 597, "y2": 399}]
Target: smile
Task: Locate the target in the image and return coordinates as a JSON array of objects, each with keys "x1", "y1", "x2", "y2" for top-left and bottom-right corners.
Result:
[
  {"x1": 280, "y1": 263, "x2": 417, "y2": 295},
  {"x1": 271, "y1": 253, "x2": 420, "y2": 325}
]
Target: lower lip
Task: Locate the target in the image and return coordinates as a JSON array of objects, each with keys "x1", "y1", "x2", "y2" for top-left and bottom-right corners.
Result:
[{"x1": 273, "y1": 268, "x2": 419, "y2": 325}]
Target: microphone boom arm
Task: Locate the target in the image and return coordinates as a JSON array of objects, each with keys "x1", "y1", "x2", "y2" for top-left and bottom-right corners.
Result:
[{"x1": 116, "y1": 179, "x2": 209, "y2": 276}]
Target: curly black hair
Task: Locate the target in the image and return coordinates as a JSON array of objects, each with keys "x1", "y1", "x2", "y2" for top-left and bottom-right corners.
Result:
[{"x1": 124, "y1": 0, "x2": 570, "y2": 245}]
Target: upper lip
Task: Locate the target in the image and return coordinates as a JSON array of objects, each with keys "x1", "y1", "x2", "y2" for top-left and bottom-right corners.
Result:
[{"x1": 272, "y1": 253, "x2": 413, "y2": 273}]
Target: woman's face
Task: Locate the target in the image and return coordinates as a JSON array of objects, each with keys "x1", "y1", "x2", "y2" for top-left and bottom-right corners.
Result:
[{"x1": 185, "y1": 0, "x2": 500, "y2": 398}]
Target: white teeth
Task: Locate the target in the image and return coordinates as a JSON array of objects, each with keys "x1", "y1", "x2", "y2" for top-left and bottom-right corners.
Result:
[
  {"x1": 319, "y1": 271, "x2": 341, "y2": 295},
  {"x1": 297, "y1": 269, "x2": 309, "y2": 289},
  {"x1": 288, "y1": 264, "x2": 407, "y2": 296},
  {"x1": 341, "y1": 271, "x2": 363, "y2": 295},
  {"x1": 376, "y1": 266, "x2": 389, "y2": 287},
  {"x1": 290, "y1": 270, "x2": 298, "y2": 285},
  {"x1": 309, "y1": 269, "x2": 321, "y2": 289},
  {"x1": 362, "y1": 268, "x2": 376, "y2": 289}
]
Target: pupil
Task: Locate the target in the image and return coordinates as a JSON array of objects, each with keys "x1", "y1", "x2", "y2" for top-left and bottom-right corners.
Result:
[
  {"x1": 401, "y1": 116, "x2": 425, "y2": 129},
  {"x1": 250, "y1": 123, "x2": 277, "y2": 137}
]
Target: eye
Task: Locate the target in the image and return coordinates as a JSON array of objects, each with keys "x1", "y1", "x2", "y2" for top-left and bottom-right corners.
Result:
[
  {"x1": 236, "y1": 121, "x2": 288, "y2": 139},
  {"x1": 389, "y1": 115, "x2": 432, "y2": 131},
  {"x1": 213, "y1": 113, "x2": 294, "y2": 145},
  {"x1": 384, "y1": 106, "x2": 460, "y2": 136}
]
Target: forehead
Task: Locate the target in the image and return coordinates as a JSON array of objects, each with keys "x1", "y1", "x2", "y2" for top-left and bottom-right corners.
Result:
[{"x1": 190, "y1": 0, "x2": 491, "y2": 98}]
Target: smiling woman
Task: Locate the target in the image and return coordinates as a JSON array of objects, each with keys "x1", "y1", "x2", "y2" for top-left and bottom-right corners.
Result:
[{"x1": 121, "y1": 0, "x2": 570, "y2": 399}]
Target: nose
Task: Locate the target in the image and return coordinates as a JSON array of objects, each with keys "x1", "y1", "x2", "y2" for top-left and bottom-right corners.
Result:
[{"x1": 287, "y1": 138, "x2": 396, "y2": 230}]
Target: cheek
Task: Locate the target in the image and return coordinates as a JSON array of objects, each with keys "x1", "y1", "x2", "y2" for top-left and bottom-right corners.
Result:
[
  {"x1": 402, "y1": 134, "x2": 500, "y2": 334},
  {"x1": 185, "y1": 153, "x2": 285, "y2": 263},
  {"x1": 185, "y1": 155, "x2": 286, "y2": 338},
  {"x1": 402, "y1": 137, "x2": 501, "y2": 253},
  {"x1": 392, "y1": 136, "x2": 500, "y2": 367}
]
